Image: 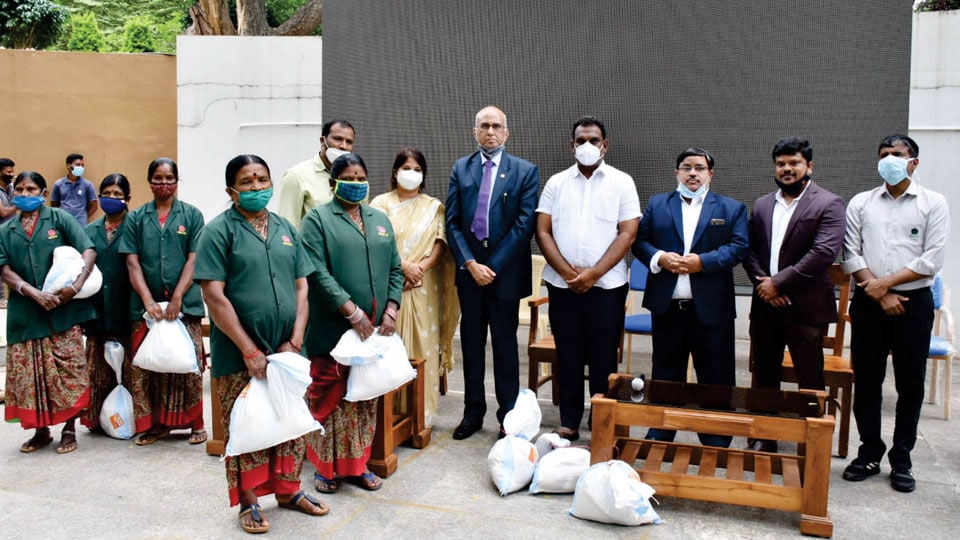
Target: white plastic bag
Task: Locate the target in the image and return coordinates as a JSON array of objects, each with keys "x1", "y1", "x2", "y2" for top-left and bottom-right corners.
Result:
[
  {"x1": 331, "y1": 330, "x2": 416, "y2": 401},
  {"x1": 132, "y1": 302, "x2": 199, "y2": 374},
  {"x1": 98, "y1": 340, "x2": 135, "y2": 440},
  {"x1": 41, "y1": 245, "x2": 103, "y2": 299},
  {"x1": 502, "y1": 388, "x2": 542, "y2": 441},
  {"x1": 487, "y1": 435, "x2": 539, "y2": 496},
  {"x1": 225, "y1": 352, "x2": 323, "y2": 457},
  {"x1": 534, "y1": 432, "x2": 570, "y2": 458},
  {"x1": 569, "y1": 460, "x2": 661, "y2": 526},
  {"x1": 529, "y1": 447, "x2": 591, "y2": 494}
]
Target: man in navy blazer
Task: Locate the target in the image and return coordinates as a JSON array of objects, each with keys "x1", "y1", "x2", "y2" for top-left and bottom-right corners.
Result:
[
  {"x1": 742, "y1": 137, "x2": 845, "y2": 452},
  {"x1": 633, "y1": 147, "x2": 748, "y2": 447},
  {"x1": 445, "y1": 105, "x2": 540, "y2": 440}
]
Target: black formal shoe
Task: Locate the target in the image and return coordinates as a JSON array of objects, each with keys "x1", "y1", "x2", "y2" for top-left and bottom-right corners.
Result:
[
  {"x1": 553, "y1": 427, "x2": 580, "y2": 442},
  {"x1": 842, "y1": 459, "x2": 881, "y2": 481},
  {"x1": 746, "y1": 438, "x2": 778, "y2": 453},
  {"x1": 890, "y1": 468, "x2": 916, "y2": 493},
  {"x1": 498, "y1": 425, "x2": 507, "y2": 440},
  {"x1": 453, "y1": 419, "x2": 482, "y2": 440}
]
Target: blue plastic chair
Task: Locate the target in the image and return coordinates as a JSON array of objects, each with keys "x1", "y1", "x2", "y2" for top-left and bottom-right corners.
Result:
[
  {"x1": 622, "y1": 259, "x2": 653, "y2": 372},
  {"x1": 928, "y1": 274, "x2": 955, "y2": 419}
]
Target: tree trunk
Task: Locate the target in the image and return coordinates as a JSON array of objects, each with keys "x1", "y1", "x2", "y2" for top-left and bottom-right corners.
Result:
[
  {"x1": 185, "y1": 0, "x2": 322, "y2": 36},
  {"x1": 185, "y1": 0, "x2": 237, "y2": 35},
  {"x1": 276, "y1": 0, "x2": 324, "y2": 36},
  {"x1": 236, "y1": 0, "x2": 271, "y2": 35}
]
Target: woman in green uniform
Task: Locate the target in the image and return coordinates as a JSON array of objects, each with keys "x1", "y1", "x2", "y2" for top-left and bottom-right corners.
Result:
[
  {"x1": 81, "y1": 173, "x2": 134, "y2": 433},
  {"x1": 118, "y1": 158, "x2": 207, "y2": 446},
  {"x1": 300, "y1": 153, "x2": 403, "y2": 493},
  {"x1": 1, "y1": 171, "x2": 97, "y2": 454},
  {"x1": 196, "y1": 154, "x2": 328, "y2": 534}
]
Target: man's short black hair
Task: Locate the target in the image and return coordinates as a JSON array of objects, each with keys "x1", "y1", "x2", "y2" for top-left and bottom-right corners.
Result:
[
  {"x1": 321, "y1": 120, "x2": 355, "y2": 137},
  {"x1": 0, "y1": 157, "x2": 14, "y2": 169},
  {"x1": 676, "y1": 147, "x2": 715, "y2": 170},
  {"x1": 571, "y1": 116, "x2": 606, "y2": 140},
  {"x1": 879, "y1": 134, "x2": 919, "y2": 158},
  {"x1": 66, "y1": 153, "x2": 83, "y2": 164},
  {"x1": 771, "y1": 137, "x2": 813, "y2": 163}
]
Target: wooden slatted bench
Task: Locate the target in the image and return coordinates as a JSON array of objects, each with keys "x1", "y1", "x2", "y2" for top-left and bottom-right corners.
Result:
[
  {"x1": 369, "y1": 357, "x2": 432, "y2": 478},
  {"x1": 591, "y1": 375, "x2": 835, "y2": 538}
]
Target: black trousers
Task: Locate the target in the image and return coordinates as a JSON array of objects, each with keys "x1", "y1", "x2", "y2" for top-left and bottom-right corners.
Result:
[
  {"x1": 546, "y1": 283, "x2": 628, "y2": 430},
  {"x1": 647, "y1": 300, "x2": 736, "y2": 447},
  {"x1": 750, "y1": 300, "x2": 826, "y2": 391},
  {"x1": 457, "y1": 282, "x2": 521, "y2": 425},
  {"x1": 849, "y1": 286, "x2": 933, "y2": 469}
]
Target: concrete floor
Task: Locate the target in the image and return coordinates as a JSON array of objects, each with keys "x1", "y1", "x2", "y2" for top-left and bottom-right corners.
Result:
[{"x1": 1, "y1": 322, "x2": 958, "y2": 539}]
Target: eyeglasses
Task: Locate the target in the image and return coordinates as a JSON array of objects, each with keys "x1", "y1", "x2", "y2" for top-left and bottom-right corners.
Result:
[
  {"x1": 678, "y1": 166, "x2": 709, "y2": 173},
  {"x1": 476, "y1": 123, "x2": 506, "y2": 132}
]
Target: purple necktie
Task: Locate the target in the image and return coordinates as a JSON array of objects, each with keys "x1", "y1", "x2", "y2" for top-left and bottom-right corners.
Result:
[{"x1": 471, "y1": 159, "x2": 495, "y2": 240}]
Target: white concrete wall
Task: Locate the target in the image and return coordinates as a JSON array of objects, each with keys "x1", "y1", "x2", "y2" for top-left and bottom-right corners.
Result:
[
  {"x1": 176, "y1": 36, "x2": 322, "y2": 223},
  {"x1": 910, "y1": 11, "x2": 960, "y2": 297}
]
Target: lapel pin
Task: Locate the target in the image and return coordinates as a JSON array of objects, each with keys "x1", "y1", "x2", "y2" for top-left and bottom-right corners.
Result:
[{"x1": 500, "y1": 173, "x2": 506, "y2": 178}]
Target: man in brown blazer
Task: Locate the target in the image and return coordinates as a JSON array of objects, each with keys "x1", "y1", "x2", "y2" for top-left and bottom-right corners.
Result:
[{"x1": 743, "y1": 137, "x2": 846, "y2": 452}]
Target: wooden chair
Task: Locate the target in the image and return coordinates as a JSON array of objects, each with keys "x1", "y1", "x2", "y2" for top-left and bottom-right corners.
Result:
[
  {"x1": 201, "y1": 320, "x2": 226, "y2": 456},
  {"x1": 622, "y1": 259, "x2": 652, "y2": 374},
  {"x1": 369, "y1": 358, "x2": 431, "y2": 478},
  {"x1": 752, "y1": 263, "x2": 853, "y2": 457},
  {"x1": 927, "y1": 274, "x2": 954, "y2": 420}
]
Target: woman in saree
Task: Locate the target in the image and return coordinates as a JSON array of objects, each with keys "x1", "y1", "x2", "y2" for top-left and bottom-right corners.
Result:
[{"x1": 370, "y1": 147, "x2": 459, "y2": 428}]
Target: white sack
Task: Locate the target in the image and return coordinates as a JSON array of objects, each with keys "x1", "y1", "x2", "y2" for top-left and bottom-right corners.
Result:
[
  {"x1": 41, "y1": 245, "x2": 102, "y2": 299},
  {"x1": 534, "y1": 432, "x2": 570, "y2": 458},
  {"x1": 529, "y1": 447, "x2": 591, "y2": 494},
  {"x1": 331, "y1": 330, "x2": 416, "y2": 402},
  {"x1": 225, "y1": 352, "x2": 323, "y2": 457},
  {"x1": 132, "y1": 302, "x2": 199, "y2": 374},
  {"x1": 487, "y1": 435, "x2": 538, "y2": 496},
  {"x1": 502, "y1": 388, "x2": 541, "y2": 441},
  {"x1": 99, "y1": 340, "x2": 135, "y2": 440},
  {"x1": 569, "y1": 460, "x2": 661, "y2": 526}
]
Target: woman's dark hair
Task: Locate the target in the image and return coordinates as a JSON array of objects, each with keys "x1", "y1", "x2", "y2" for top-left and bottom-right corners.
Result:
[
  {"x1": 389, "y1": 147, "x2": 427, "y2": 191},
  {"x1": 100, "y1": 173, "x2": 131, "y2": 198},
  {"x1": 330, "y1": 153, "x2": 367, "y2": 179},
  {"x1": 147, "y1": 157, "x2": 179, "y2": 182},
  {"x1": 225, "y1": 154, "x2": 271, "y2": 188},
  {"x1": 14, "y1": 171, "x2": 47, "y2": 191}
]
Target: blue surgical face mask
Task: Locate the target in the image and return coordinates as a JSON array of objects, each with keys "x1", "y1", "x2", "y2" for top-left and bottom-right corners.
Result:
[
  {"x1": 71, "y1": 166, "x2": 84, "y2": 177},
  {"x1": 231, "y1": 187, "x2": 273, "y2": 212},
  {"x1": 99, "y1": 196, "x2": 128, "y2": 215},
  {"x1": 334, "y1": 180, "x2": 368, "y2": 204},
  {"x1": 877, "y1": 155, "x2": 914, "y2": 186},
  {"x1": 13, "y1": 195, "x2": 45, "y2": 212},
  {"x1": 677, "y1": 181, "x2": 708, "y2": 200}
]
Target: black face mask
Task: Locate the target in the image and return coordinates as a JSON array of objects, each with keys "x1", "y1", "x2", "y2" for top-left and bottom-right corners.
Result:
[
  {"x1": 774, "y1": 174, "x2": 809, "y2": 197},
  {"x1": 0, "y1": 175, "x2": 12, "y2": 184}
]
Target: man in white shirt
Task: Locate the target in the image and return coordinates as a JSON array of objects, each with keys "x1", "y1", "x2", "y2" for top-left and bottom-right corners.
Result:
[
  {"x1": 536, "y1": 117, "x2": 641, "y2": 441},
  {"x1": 743, "y1": 137, "x2": 846, "y2": 453},
  {"x1": 841, "y1": 134, "x2": 950, "y2": 493}
]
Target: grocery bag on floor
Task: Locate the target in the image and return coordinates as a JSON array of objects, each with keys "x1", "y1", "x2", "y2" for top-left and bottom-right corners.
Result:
[
  {"x1": 534, "y1": 432, "x2": 570, "y2": 458},
  {"x1": 569, "y1": 460, "x2": 661, "y2": 525},
  {"x1": 99, "y1": 340, "x2": 135, "y2": 440},
  {"x1": 529, "y1": 447, "x2": 591, "y2": 494},
  {"x1": 487, "y1": 435, "x2": 539, "y2": 496},
  {"x1": 132, "y1": 302, "x2": 199, "y2": 374},
  {"x1": 41, "y1": 245, "x2": 103, "y2": 299},
  {"x1": 331, "y1": 330, "x2": 416, "y2": 401},
  {"x1": 225, "y1": 352, "x2": 323, "y2": 457},
  {"x1": 502, "y1": 388, "x2": 542, "y2": 441}
]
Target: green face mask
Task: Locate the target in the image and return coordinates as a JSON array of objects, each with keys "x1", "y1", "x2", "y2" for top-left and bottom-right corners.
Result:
[{"x1": 233, "y1": 187, "x2": 273, "y2": 212}]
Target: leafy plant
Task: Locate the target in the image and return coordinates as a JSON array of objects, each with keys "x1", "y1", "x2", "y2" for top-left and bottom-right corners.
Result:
[
  {"x1": 0, "y1": 0, "x2": 68, "y2": 49},
  {"x1": 66, "y1": 11, "x2": 105, "y2": 51},
  {"x1": 915, "y1": 0, "x2": 960, "y2": 11},
  {"x1": 122, "y1": 15, "x2": 156, "y2": 52}
]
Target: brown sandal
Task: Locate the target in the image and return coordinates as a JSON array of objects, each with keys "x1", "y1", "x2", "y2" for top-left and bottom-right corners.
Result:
[
  {"x1": 135, "y1": 429, "x2": 170, "y2": 446},
  {"x1": 56, "y1": 429, "x2": 78, "y2": 454},
  {"x1": 278, "y1": 491, "x2": 330, "y2": 516},
  {"x1": 188, "y1": 429, "x2": 207, "y2": 445},
  {"x1": 20, "y1": 430, "x2": 53, "y2": 453}
]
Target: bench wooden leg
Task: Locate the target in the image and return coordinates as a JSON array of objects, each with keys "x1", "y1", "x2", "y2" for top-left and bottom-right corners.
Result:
[
  {"x1": 409, "y1": 358, "x2": 432, "y2": 449},
  {"x1": 590, "y1": 394, "x2": 617, "y2": 464},
  {"x1": 800, "y1": 416, "x2": 834, "y2": 538},
  {"x1": 837, "y1": 378, "x2": 852, "y2": 458},
  {"x1": 369, "y1": 391, "x2": 399, "y2": 478},
  {"x1": 206, "y1": 375, "x2": 225, "y2": 456}
]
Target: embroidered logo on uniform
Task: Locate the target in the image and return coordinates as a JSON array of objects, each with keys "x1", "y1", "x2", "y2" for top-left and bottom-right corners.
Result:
[
  {"x1": 47, "y1": 229, "x2": 58, "y2": 240},
  {"x1": 177, "y1": 225, "x2": 187, "y2": 235},
  {"x1": 282, "y1": 235, "x2": 293, "y2": 246},
  {"x1": 376, "y1": 225, "x2": 389, "y2": 237}
]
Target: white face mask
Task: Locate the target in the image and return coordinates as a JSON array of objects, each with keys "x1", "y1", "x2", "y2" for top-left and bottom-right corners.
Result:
[
  {"x1": 325, "y1": 146, "x2": 349, "y2": 164},
  {"x1": 71, "y1": 166, "x2": 84, "y2": 177},
  {"x1": 396, "y1": 169, "x2": 423, "y2": 191},
  {"x1": 574, "y1": 143, "x2": 602, "y2": 166}
]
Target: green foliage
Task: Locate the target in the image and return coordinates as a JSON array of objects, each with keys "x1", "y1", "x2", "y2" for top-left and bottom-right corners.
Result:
[
  {"x1": 0, "y1": 0, "x2": 68, "y2": 49},
  {"x1": 53, "y1": 0, "x2": 190, "y2": 53},
  {"x1": 66, "y1": 11, "x2": 105, "y2": 51},
  {"x1": 916, "y1": 0, "x2": 960, "y2": 11},
  {"x1": 121, "y1": 15, "x2": 156, "y2": 52}
]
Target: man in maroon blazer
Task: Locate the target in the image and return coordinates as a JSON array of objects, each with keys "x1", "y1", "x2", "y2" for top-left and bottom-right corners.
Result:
[{"x1": 743, "y1": 137, "x2": 846, "y2": 452}]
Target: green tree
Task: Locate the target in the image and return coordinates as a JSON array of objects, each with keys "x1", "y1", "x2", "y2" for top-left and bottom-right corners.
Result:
[
  {"x1": 66, "y1": 11, "x2": 105, "y2": 51},
  {"x1": 122, "y1": 15, "x2": 156, "y2": 52},
  {"x1": 915, "y1": 0, "x2": 960, "y2": 11},
  {"x1": 0, "y1": 0, "x2": 68, "y2": 49}
]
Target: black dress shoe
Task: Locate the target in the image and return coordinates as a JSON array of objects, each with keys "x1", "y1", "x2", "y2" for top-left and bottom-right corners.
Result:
[
  {"x1": 453, "y1": 419, "x2": 482, "y2": 440},
  {"x1": 890, "y1": 468, "x2": 916, "y2": 493},
  {"x1": 746, "y1": 438, "x2": 778, "y2": 453},
  {"x1": 842, "y1": 459, "x2": 881, "y2": 481},
  {"x1": 498, "y1": 425, "x2": 506, "y2": 439},
  {"x1": 553, "y1": 427, "x2": 580, "y2": 442}
]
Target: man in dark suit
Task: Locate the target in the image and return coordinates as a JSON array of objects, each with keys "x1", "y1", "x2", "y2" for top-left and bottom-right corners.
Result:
[
  {"x1": 633, "y1": 147, "x2": 749, "y2": 447},
  {"x1": 743, "y1": 137, "x2": 846, "y2": 452},
  {"x1": 445, "y1": 105, "x2": 540, "y2": 440}
]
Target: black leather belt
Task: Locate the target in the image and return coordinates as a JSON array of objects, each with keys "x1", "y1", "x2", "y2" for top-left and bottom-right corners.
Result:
[{"x1": 671, "y1": 299, "x2": 694, "y2": 311}]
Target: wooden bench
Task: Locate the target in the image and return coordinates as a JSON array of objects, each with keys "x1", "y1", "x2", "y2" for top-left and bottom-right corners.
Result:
[
  {"x1": 591, "y1": 375, "x2": 835, "y2": 538},
  {"x1": 369, "y1": 357, "x2": 432, "y2": 478}
]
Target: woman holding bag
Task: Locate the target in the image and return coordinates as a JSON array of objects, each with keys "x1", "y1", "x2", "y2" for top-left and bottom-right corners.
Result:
[
  {"x1": 118, "y1": 158, "x2": 207, "y2": 446},
  {"x1": 81, "y1": 173, "x2": 134, "y2": 433},
  {"x1": 0, "y1": 171, "x2": 97, "y2": 454},
  {"x1": 300, "y1": 153, "x2": 404, "y2": 493},
  {"x1": 196, "y1": 155, "x2": 327, "y2": 534}
]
